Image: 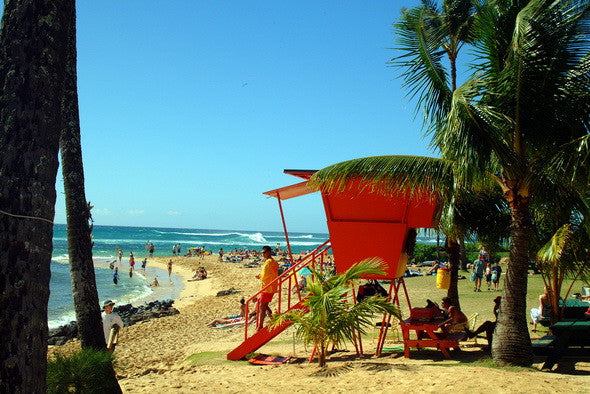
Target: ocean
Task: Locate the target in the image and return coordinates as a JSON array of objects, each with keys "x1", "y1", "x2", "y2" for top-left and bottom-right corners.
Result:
[
  {"x1": 50, "y1": 224, "x2": 439, "y2": 328},
  {"x1": 49, "y1": 224, "x2": 331, "y2": 328}
]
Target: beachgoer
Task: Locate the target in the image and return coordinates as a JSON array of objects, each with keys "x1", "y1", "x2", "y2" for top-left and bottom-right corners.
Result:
[
  {"x1": 255, "y1": 245, "x2": 279, "y2": 331},
  {"x1": 466, "y1": 296, "x2": 501, "y2": 351},
  {"x1": 129, "y1": 251, "x2": 135, "y2": 269},
  {"x1": 129, "y1": 267, "x2": 133, "y2": 278},
  {"x1": 177, "y1": 244, "x2": 181, "y2": 255},
  {"x1": 440, "y1": 297, "x2": 468, "y2": 333},
  {"x1": 207, "y1": 298, "x2": 257, "y2": 327},
  {"x1": 117, "y1": 248, "x2": 123, "y2": 263},
  {"x1": 479, "y1": 246, "x2": 490, "y2": 264},
  {"x1": 150, "y1": 277, "x2": 159, "y2": 287},
  {"x1": 485, "y1": 262, "x2": 492, "y2": 290},
  {"x1": 473, "y1": 256, "x2": 486, "y2": 292},
  {"x1": 102, "y1": 300, "x2": 124, "y2": 351},
  {"x1": 491, "y1": 261, "x2": 502, "y2": 291},
  {"x1": 141, "y1": 258, "x2": 147, "y2": 270},
  {"x1": 149, "y1": 243, "x2": 154, "y2": 257},
  {"x1": 109, "y1": 260, "x2": 115, "y2": 270},
  {"x1": 113, "y1": 267, "x2": 119, "y2": 284},
  {"x1": 172, "y1": 244, "x2": 176, "y2": 255},
  {"x1": 219, "y1": 248, "x2": 224, "y2": 262},
  {"x1": 531, "y1": 286, "x2": 553, "y2": 331},
  {"x1": 168, "y1": 259, "x2": 173, "y2": 279}
]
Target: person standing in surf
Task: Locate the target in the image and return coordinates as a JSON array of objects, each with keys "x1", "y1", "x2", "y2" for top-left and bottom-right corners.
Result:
[{"x1": 113, "y1": 267, "x2": 119, "y2": 285}]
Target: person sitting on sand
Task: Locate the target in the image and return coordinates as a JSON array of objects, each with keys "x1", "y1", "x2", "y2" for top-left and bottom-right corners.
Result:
[
  {"x1": 150, "y1": 277, "x2": 159, "y2": 287},
  {"x1": 190, "y1": 267, "x2": 208, "y2": 281},
  {"x1": 207, "y1": 298, "x2": 257, "y2": 327}
]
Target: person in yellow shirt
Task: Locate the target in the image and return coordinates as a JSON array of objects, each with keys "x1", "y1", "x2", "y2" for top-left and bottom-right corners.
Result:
[{"x1": 256, "y1": 245, "x2": 278, "y2": 331}]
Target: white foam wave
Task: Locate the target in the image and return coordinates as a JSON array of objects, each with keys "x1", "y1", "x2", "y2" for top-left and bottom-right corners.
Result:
[
  {"x1": 52, "y1": 254, "x2": 70, "y2": 263},
  {"x1": 266, "y1": 234, "x2": 315, "y2": 239},
  {"x1": 48, "y1": 312, "x2": 77, "y2": 329}
]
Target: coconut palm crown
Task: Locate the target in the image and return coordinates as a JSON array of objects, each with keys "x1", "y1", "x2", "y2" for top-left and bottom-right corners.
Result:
[{"x1": 312, "y1": 0, "x2": 589, "y2": 367}]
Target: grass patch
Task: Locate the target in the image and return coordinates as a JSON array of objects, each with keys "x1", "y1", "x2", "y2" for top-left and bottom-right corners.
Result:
[
  {"x1": 466, "y1": 356, "x2": 536, "y2": 372},
  {"x1": 184, "y1": 351, "x2": 242, "y2": 365}
]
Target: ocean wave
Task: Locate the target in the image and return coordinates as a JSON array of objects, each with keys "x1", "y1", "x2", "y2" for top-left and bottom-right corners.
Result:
[
  {"x1": 266, "y1": 234, "x2": 315, "y2": 239},
  {"x1": 48, "y1": 312, "x2": 77, "y2": 329},
  {"x1": 52, "y1": 254, "x2": 70, "y2": 263}
]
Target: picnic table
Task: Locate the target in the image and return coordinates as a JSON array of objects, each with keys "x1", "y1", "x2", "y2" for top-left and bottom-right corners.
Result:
[
  {"x1": 400, "y1": 318, "x2": 465, "y2": 359},
  {"x1": 533, "y1": 318, "x2": 590, "y2": 370}
]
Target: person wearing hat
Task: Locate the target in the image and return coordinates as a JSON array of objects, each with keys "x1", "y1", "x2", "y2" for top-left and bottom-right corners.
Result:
[{"x1": 102, "y1": 300, "x2": 124, "y2": 351}]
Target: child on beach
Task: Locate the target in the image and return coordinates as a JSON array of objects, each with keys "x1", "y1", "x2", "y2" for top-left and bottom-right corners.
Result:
[{"x1": 168, "y1": 259, "x2": 173, "y2": 280}]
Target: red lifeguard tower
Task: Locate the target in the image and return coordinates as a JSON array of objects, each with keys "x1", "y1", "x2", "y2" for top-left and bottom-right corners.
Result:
[{"x1": 226, "y1": 169, "x2": 440, "y2": 361}]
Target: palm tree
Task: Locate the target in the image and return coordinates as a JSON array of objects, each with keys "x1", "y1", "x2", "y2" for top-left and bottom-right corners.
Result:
[
  {"x1": 270, "y1": 259, "x2": 400, "y2": 367},
  {"x1": 392, "y1": 0, "x2": 476, "y2": 308},
  {"x1": 313, "y1": 0, "x2": 590, "y2": 366},
  {"x1": 536, "y1": 223, "x2": 590, "y2": 323},
  {"x1": 0, "y1": 1, "x2": 74, "y2": 391},
  {"x1": 59, "y1": 13, "x2": 121, "y2": 392}
]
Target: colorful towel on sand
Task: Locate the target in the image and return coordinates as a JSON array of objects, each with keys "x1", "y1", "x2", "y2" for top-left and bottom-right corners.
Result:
[
  {"x1": 248, "y1": 355, "x2": 291, "y2": 365},
  {"x1": 211, "y1": 318, "x2": 256, "y2": 329}
]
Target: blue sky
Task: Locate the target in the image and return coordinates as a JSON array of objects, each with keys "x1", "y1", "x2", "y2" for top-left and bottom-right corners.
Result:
[{"x1": 52, "y1": 0, "x2": 432, "y2": 233}]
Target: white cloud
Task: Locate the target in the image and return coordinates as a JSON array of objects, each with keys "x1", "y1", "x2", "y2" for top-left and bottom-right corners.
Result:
[
  {"x1": 126, "y1": 209, "x2": 145, "y2": 216},
  {"x1": 167, "y1": 210, "x2": 181, "y2": 216},
  {"x1": 92, "y1": 208, "x2": 113, "y2": 216}
]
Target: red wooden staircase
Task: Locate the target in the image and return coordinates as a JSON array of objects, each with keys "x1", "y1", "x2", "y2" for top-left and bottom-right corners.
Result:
[{"x1": 226, "y1": 241, "x2": 331, "y2": 360}]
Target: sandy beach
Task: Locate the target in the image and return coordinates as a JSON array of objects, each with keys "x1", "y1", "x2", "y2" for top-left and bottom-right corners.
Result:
[{"x1": 52, "y1": 254, "x2": 590, "y2": 393}]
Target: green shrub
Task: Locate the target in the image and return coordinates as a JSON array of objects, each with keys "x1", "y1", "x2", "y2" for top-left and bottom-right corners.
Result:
[{"x1": 47, "y1": 348, "x2": 117, "y2": 394}]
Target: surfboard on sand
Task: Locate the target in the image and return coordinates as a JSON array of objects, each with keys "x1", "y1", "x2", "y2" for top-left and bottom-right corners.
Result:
[{"x1": 107, "y1": 324, "x2": 120, "y2": 351}]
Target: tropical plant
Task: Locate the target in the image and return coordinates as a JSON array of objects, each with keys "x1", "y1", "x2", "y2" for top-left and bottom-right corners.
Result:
[
  {"x1": 313, "y1": 0, "x2": 589, "y2": 367},
  {"x1": 270, "y1": 259, "x2": 400, "y2": 367},
  {"x1": 537, "y1": 223, "x2": 590, "y2": 322},
  {"x1": 0, "y1": 1, "x2": 74, "y2": 391},
  {"x1": 392, "y1": 0, "x2": 478, "y2": 308},
  {"x1": 47, "y1": 348, "x2": 118, "y2": 394}
]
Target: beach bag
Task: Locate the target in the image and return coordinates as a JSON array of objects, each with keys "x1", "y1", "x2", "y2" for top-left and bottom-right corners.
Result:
[
  {"x1": 491, "y1": 272, "x2": 498, "y2": 282},
  {"x1": 470, "y1": 272, "x2": 476, "y2": 282}
]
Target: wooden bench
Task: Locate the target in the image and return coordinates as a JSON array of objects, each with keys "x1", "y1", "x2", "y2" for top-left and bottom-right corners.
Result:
[{"x1": 532, "y1": 335, "x2": 556, "y2": 356}]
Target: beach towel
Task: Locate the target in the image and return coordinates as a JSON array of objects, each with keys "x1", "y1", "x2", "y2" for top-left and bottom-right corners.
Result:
[
  {"x1": 248, "y1": 354, "x2": 291, "y2": 365},
  {"x1": 210, "y1": 317, "x2": 255, "y2": 329}
]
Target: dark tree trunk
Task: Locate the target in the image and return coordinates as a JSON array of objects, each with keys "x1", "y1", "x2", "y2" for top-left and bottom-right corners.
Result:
[
  {"x1": 458, "y1": 239, "x2": 467, "y2": 271},
  {"x1": 59, "y1": 6, "x2": 121, "y2": 391},
  {"x1": 0, "y1": 1, "x2": 72, "y2": 391},
  {"x1": 492, "y1": 196, "x2": 533, "y2": 366},
  {"x1": 60, "y1": 1, "x2": 106, "y2": 352},
  {"x1": 445, "y1": 237, "x2": 461, "y2": 309}
]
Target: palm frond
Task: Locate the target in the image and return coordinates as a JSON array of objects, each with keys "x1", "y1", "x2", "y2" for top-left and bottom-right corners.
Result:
[
  {"x1": 390, "y1": 5, "x2": 452, "y2": 124},
  {"x1": 309, "y1": 155, "x2": 455, "y2": 198},
  {"x1": 537, "y1": 224, "x2": 573, "y2": 263}
]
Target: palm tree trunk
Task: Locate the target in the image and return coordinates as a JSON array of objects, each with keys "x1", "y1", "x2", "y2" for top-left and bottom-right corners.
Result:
[
  {"x1": 60, "y1": 8, "x2": 121, "y2": 391},
  {"x1": 458, "y1": 239, "x2": 467, "y2": 271},
  {"x1": 318, "y1": 343, "x2": 327, "y2": 368},
  {"x1": 60, "y1": 2, "x2": 107, "y2": 352},
  {"x1": 445, "y1": 237, "x2": 461, "y2": 309},
  {"x1": 0, "y1": 1, "x2": 71, "y2": 391},
  {"x1": 492, "y1": 195, "x2": 533, "y2": 366}
]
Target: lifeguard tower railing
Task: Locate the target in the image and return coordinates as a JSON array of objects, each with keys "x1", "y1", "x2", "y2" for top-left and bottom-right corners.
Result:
[{"x1": 227, "y1": 240, "x2": 332, "y2": 360}]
